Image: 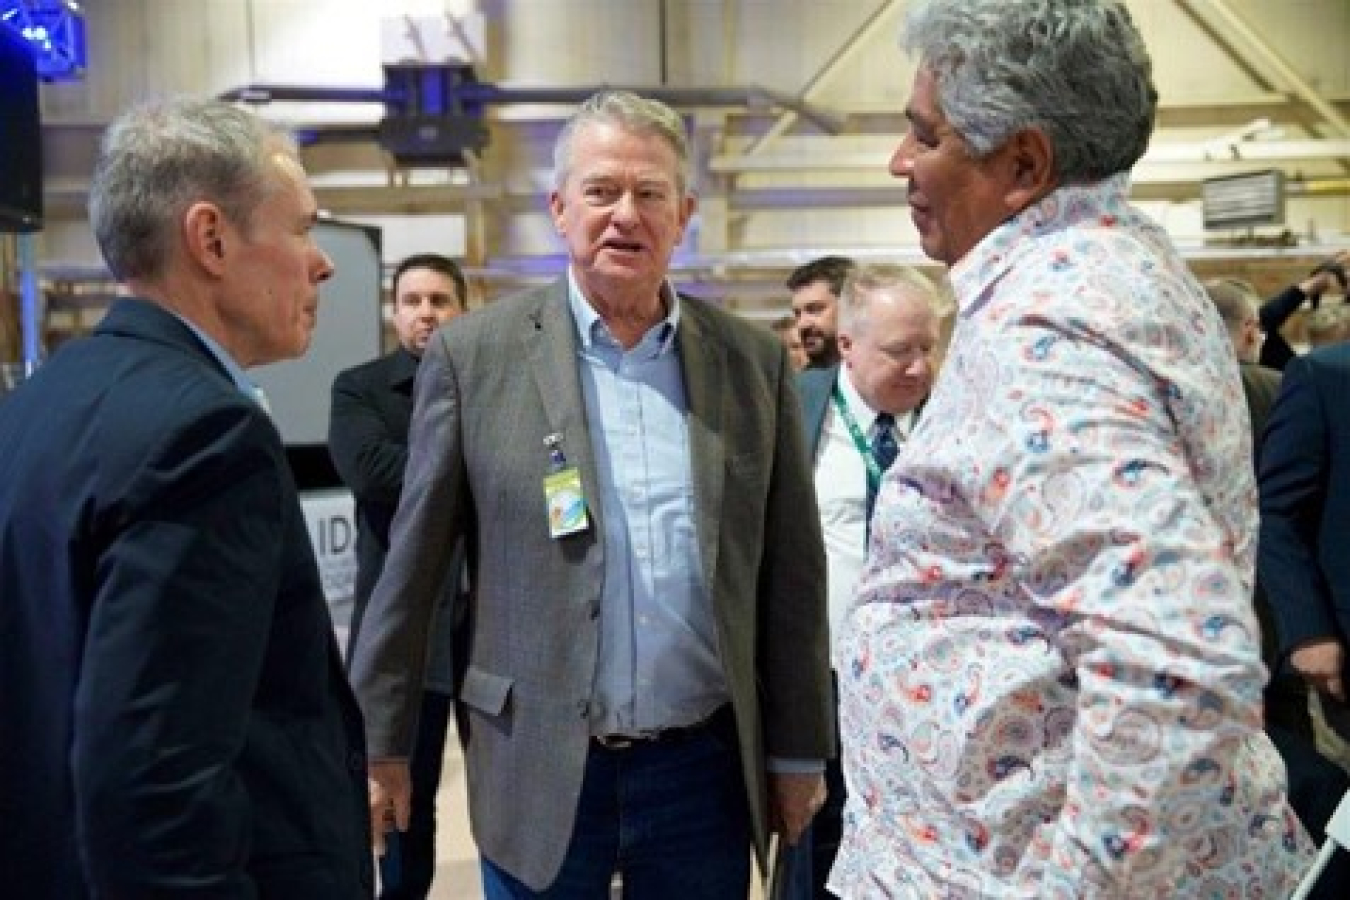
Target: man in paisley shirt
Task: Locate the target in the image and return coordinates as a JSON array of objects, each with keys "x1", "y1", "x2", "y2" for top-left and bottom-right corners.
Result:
[{"x1": 830, "y1": 1, "x2": 1316, "y2": 897}]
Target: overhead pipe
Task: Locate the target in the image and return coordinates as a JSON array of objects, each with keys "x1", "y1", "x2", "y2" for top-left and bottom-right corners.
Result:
[
  {"x1": 709, "y1": 139, "x2": 1350, "y2": 173},
  {"x1": 216, "y1": 81, "x2": 845, "y2": 135}
]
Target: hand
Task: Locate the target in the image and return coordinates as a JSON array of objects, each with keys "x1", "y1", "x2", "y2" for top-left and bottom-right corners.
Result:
[
  {"x1": 769, "y1": 771, "x2": 826, "y2": 847},
  {"x1": 1289, "y1": 638, "x2": 1346, "y2": 702},
  {"x1": 368, "y1": 759, "x2": 412, "y2": 857},
  {"x1": 1302, "y1": 250, "x2": 1349, "y2": 296}
]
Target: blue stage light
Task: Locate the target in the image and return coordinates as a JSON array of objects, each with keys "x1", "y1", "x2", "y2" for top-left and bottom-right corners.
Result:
[{"x1": 0, "y1": 0, "x2": 86, "y2": 81}]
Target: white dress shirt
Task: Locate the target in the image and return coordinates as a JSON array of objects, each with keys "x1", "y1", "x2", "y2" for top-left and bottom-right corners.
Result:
[{"x1": 812, "y1": 367, "x2": 911, "y2": 644}]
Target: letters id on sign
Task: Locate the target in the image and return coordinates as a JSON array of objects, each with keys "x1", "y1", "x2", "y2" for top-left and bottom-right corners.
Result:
[{"x1": 300, "y1": 488, "x2": 358, "y2": 647}]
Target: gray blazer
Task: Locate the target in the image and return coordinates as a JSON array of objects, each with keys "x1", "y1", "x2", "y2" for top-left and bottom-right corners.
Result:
[{"x1": 349, "y1": 278, "x2": 833, "y2": 890}]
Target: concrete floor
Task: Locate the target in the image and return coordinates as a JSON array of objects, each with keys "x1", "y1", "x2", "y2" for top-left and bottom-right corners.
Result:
[{"x1": 426, "y1": 728, "x2": 481, "y2": 900}]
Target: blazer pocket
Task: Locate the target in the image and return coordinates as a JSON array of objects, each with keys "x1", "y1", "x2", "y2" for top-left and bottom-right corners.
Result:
[{"x1": 459, "y1": 664, "x2": 513, "y2": 716}]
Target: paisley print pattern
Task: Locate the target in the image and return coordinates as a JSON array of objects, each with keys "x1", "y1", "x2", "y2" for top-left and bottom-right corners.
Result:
[{"x1": 830, "y1": 175, "x2": 1315, "y2": 898}]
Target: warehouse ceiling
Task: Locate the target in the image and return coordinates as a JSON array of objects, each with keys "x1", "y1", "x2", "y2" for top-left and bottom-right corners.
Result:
[{"x1": 30, "y1": 0, "x2": 1350, "y2": 300}]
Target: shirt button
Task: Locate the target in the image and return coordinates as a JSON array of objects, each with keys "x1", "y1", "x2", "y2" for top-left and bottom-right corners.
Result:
[{"x1": 347, "y1": 751, "x2": 366, "y2": 771}]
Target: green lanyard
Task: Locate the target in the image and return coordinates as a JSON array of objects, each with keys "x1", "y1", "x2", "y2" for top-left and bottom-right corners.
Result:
[{"x1": 831, "y1": 383, "x2": 883, "y2": 493}]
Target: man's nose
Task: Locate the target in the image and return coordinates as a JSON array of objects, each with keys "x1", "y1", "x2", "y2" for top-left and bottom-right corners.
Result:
[
  {"x1": 889, "y1": 134, "x2": 916, "y2": 179},
  {"x1": 612, "y1": 191, "x2": 640, "y2": 224}
]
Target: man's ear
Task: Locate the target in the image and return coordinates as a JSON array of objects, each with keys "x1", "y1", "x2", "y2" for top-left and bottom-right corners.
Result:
[
  {"x1": 1002, "y1": 127, "x2": 1057, "y2": 211},
  {"x1": 548, "y1": 191, "x2": 566, "y2": 235},
  {"x1": 184, "y1": 201, "x2": 228, "y2": 276}
]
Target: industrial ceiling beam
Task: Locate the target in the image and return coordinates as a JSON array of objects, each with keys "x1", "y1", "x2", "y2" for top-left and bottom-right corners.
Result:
[
  {"x1": 1177, "y1": 0, "x2": 1350, "y2": 150},
  {"x1": 744, "y1": 0, "x2": 901, "y2": 155}
]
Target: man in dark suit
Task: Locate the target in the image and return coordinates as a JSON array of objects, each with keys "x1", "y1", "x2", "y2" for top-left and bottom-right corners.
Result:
[
  {"x1": 1261, "y1": 341, "x2": 1350, "y2": 737},
  {"x1": 1259, "y1": 341, "x2": 1350, "y2": 896},
  {"x1": 1258, "y1": 250, "x2": 1347, "y2": 371},
  {"x1": 329, "y1": 252, "x2": 468, "y2": 900},
  {"x1": 1203, "y1": 278, "x2": 1285, "y2": 444},
  {"x1": 783, "y1": 264, "x2": 945, "y2": 899},
  {"x1": 1209, "y1": 279, "x2": 1350, "y2": 898},
  {"x1": 0, "y1": 98, "x2": 371, "y2": 897},
  {"x1": 349, "y1": 90, "x2": 833, "y2": 898},
  {"x1": 1206, "y1": 277, "x2": 1290, "y2": 692},
  {"x1": 788, "y1": 256, "x2": 856, "y2": 370}
]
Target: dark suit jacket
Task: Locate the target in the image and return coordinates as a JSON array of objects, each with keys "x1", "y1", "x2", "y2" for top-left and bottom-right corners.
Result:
[
  {"x1": 349, "y1": 279, "x2": 832, "y2": 890},
  {"x1": 1258, "y1": 343, "x2": 1350, "y2": 657},
  {"x1": 329, "y1": 347, "x2": 457, "y2": 690},
  {"x1": 0, "y1": 299, "x2": 371, "y2": 898},
  {"x1": 1236, "y1": 361, "x2": 1311, "y2": 732},
  {"x1": 798, "y1": 364, "x2": 839, "y2": 458},
  {"x1": 1240, "y1": 361, "x2": 1282, "y2": 462}
]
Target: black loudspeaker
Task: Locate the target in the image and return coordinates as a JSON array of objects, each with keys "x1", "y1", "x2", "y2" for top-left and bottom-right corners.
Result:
[{"x1": 0, "y1": 27, "x2": 43, "y2": 233}]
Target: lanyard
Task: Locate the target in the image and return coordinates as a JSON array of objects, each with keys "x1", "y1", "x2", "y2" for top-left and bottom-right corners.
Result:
[{"x1": 831, "y1": 383, "x2": 884, "y2": 491}]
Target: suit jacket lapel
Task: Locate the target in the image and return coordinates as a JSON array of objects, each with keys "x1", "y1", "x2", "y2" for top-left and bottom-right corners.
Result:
[
  {"x1": 676, "y1": 298, "x2": 728, "y2": 590},
  {"x1": 521, "y1": 279, "x2": 604, "y2": 537},
  {"x1": 797, "y1": 364, "x2": 838, "y2": 459}
]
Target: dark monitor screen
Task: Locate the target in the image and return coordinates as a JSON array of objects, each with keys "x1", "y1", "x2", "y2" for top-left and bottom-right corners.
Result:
[{"x1": 0, "y1": 26, "x2": 43, "y2": 232}]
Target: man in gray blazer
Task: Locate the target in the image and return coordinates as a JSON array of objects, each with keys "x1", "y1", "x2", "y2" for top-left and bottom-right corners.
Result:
[{"x1": 349, "y1": 90, "x2": 833, "y2": 898}]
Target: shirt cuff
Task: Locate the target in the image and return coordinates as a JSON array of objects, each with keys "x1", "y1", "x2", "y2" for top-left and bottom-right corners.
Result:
[{"x1": 767, "y1": 756, "x2": 825, "y2": 775}]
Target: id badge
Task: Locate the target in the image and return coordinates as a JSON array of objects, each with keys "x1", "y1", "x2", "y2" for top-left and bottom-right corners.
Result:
[{"x1": 544, "y1": 466, "x2": 589, "y2": 538}]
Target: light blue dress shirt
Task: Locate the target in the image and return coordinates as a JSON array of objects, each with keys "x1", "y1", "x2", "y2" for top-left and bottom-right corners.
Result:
[
  {"x1": 168, "y1": 309, "x2": 269, "y2": 408},
  {"x1": 565, "y1": 273, "x2": 728, "y2": 737}
]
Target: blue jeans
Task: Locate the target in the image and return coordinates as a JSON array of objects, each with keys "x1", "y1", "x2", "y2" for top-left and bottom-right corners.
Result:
[
  {"x1": 480, "y1": 711, "x2": 751, "y2": 899},
  {"x1": 379, "y1": 690, "x2": 452, "y2": 900}
]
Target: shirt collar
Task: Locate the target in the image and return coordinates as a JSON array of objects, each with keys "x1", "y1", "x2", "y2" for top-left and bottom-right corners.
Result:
[
  {"x1": 949, "y1": 173, "x2": 1133, "y2": 315},
  {"x1": 166, "y1": 309, "x2": 256, "y2": 396},
  {"x1": 838, "y1": 366, "x2": 882, "y2": 433},
  {"x1": 565, "y1": 268, "x2": 681, "y2": 353},
  {"x1": 837, "y1": 365, "x2": 914, "y2": 437}
]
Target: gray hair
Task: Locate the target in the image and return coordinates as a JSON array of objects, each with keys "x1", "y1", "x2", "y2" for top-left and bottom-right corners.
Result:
[
  {"x1": 839, "y1": 264, "x2": 948, "y2": 334},
  {"x1": 552, "y1": 90, "x2": 694, "y2": 197},
  {"x1": 904, "y1": 0, "x2": 1157, "y2": 183},
  {"x1": 89, "y1": 97, "x2": 296, "y2": 282},
  {"x1": 1203, "y1": 277, "x2": 1260, "y2": 335}
]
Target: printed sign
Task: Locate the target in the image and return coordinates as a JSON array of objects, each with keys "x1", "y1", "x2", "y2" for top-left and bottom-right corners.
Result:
[{"x1": 300, "y1": 488, "x2": 358, "y2": 649}]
